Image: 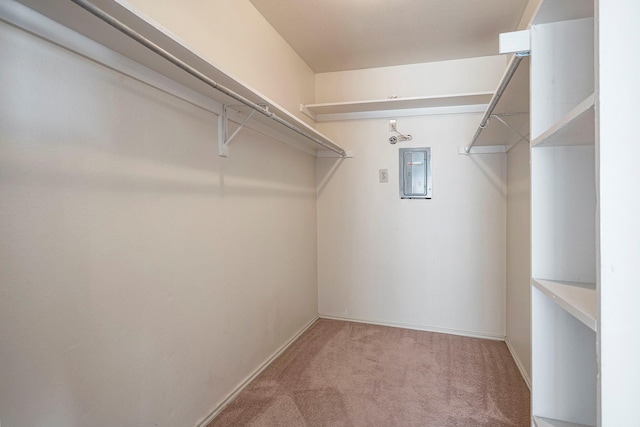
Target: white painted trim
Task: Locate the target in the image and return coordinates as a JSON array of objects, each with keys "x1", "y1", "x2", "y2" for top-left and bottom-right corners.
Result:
[
  {"x1": 505, "y1": 337, "x2": 532, "y2": 390},
  {"x1": 319, "y1": 314, "x2": 505, "y2": 341},
  {"x1": 195, "y1": 315, "x2": 320, "y2": 427}
]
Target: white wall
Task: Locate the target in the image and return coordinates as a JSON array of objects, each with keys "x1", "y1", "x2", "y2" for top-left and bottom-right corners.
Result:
[
  {"x1": 124, "y1": 0, "x2": 316, "y2": 125},
  {"x1": 315, "y1": 56, "x2": 506, "y2": 103},
  {"x1": 0, "y1": 10, "x2": 317, "y2": 427},
  {"x1": 506, "y1": 140, "x2": 531, "y2": 383},
  {"x1": 500, "y1": 0, "x2": 537, "y2": 388},
  {"x1": 316, "y1": 57, "x2": 508, "y2": 338}
]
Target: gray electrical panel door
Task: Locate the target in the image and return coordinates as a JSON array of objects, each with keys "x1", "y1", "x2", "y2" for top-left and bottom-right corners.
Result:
[{"x1": 399, "y1": 147, "x2": 432, "y2": 199}]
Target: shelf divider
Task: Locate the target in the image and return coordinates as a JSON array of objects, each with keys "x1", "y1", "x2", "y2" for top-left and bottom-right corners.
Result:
[
  {"x1": 531, "y1": 278, "x2": 596, "y2": 331},
  {"x1": 533, "y1": 415, "x2": 595, "y2": 427},
  {"x1": 532, "y1": 94, "x2": 595, "y2": 147}
]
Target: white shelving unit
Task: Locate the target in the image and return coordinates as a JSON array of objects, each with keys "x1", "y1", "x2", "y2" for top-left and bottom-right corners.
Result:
[
  {"x1": 300, "y1": 92, "x2": 492, "y2": 122},
  {"x1": 5, "y1": 0, "x2": 346, "y2": 157},
  {"x1": 530, "y1": 3, "x2": 640, "y2": 424},
  {"x1": 530, "y1": 3, "x2": 597, "y2": 426}
]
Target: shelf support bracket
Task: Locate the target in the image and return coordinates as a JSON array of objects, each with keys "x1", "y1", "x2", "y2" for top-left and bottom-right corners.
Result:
[
  {"x1": 218, "y1": 105, "x2": 257, "y2": 157},
  {"x1": 491, "y1": 114, "x2": 530, "y2": 143}
]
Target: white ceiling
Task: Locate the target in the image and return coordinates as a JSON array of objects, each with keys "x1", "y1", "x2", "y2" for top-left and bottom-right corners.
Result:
[{"x1": 249, "y1": 0, "x2": 529, "y2": 73}]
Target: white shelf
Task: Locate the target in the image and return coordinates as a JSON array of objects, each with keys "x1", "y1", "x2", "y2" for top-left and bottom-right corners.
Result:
[
  {"x1": 532, "y1": 278, "x2": 596, "y2": 331},
  {"x1": 301, "y1": 92, "x2": 492, "y2": 122},
  {"x1": 7, "y1": 0, "x2": 345, "y2": 157},
  {"x1": 531, "y1": 94, "x2": 595, "y2": 147},
  {"x1": 533, "y1": 416, "x2": 594, "y2": 427}
]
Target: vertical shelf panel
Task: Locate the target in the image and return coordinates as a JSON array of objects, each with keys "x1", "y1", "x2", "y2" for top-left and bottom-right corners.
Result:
[{"x1": 597, "y1": 0, "x2": 640, "y2": 424}]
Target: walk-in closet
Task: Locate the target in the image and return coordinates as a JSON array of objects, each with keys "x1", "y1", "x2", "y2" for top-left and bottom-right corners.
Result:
[{"x1": 1, "y1": 0, "x2": 638, "y2": 426}]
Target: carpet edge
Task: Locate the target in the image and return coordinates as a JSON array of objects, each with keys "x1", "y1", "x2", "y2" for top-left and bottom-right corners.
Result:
[
  {"x1": 195, "y1": 314, "x2": 321, "y2": 427},
  {"x1": 318, "y1": 313, "x2": 505, "y2": 340},
  {"x1": 505, "y1": 337, "x2": 532, "y2": 390}
]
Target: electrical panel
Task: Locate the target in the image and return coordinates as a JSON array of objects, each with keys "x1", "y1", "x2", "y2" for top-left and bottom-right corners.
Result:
[{"x1": 399, "y1": 147, "x2": 432, "y2": 199}]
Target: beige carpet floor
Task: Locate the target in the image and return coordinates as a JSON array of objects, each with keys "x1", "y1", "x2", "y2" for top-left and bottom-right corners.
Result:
[{"x1": 209, "y1": 319, "x2": 530, "y2": 426}]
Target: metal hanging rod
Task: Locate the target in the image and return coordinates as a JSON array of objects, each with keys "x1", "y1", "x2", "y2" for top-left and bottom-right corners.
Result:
[
  {"x1": 491, "y1": 112, "x2": 528, "y2": 117},
  {"x1": 464, "y1": 54, "x2": 527, "y2": 154},
  {"x1": 69, "y1": 0, "x2": 346, "y2": 157}
]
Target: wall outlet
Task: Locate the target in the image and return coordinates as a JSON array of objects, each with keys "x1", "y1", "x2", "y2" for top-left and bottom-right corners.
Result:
[{"x1": 379, "y1": 169, "x2": 388, "y2": 183}]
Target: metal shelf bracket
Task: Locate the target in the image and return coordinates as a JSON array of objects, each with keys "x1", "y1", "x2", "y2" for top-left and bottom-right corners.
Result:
[
  {"x1": 218, "y1": 105, "x2": 257, "y2": 157},
  {"x1": 491, "y1": 114, "x2": 530, "y2": 144}
]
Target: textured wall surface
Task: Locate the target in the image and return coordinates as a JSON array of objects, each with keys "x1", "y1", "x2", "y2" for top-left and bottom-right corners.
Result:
[{"x1": 0, "y1": 15, "x2": 318, "y2": 426}]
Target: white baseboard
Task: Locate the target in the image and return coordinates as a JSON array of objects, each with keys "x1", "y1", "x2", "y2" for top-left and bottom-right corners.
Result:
[
  {"x1": 318, "y1": 313, "x2": 505, "y2": 341},
  {"x1": 195, "y1": 315, "x2": 320, "y2": 427},
  {"x1": 505, "y1": 337, "x2": 531, "y2": 390}
]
